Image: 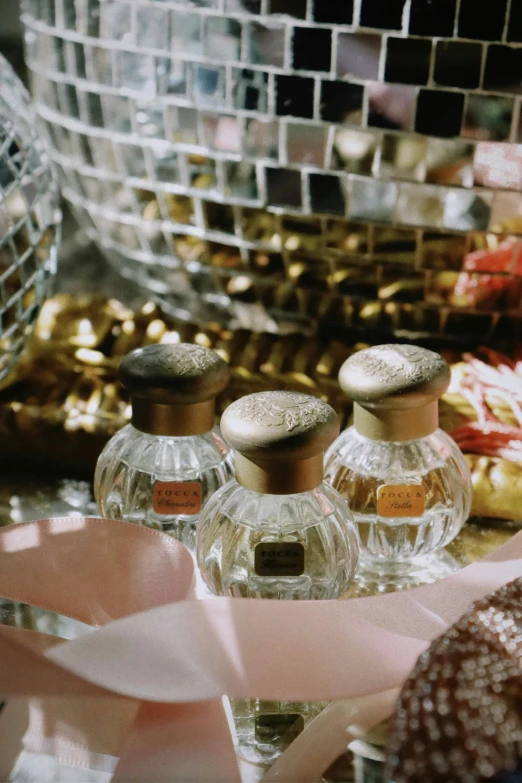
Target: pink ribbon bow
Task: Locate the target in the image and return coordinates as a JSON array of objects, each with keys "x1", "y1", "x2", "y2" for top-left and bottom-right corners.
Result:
[{"x1": 2, "y1": 516, "x2": 522, "y2": 782}]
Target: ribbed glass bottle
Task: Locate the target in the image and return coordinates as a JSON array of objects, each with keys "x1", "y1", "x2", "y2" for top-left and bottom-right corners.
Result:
[
  {"x1": 325, "y1": 344, "x2": 472, "y2": 590},
  {"x1": 325, "y1": 427, "x2": 471, "y2": 584},
  {"x1": 197, "y1": 391, "x2": 359, "y2": 763},
  {"x1": 96, "y1": 425, "x2": 233, "y2": 550},
  {"x1": 94, "y1": 342, "x2": 232, "y2": 554}
]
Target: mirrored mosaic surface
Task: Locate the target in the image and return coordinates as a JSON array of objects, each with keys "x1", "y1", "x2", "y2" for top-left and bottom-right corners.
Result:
[
  {"x1": 20, "y1": 0, "x2": 522, "y2": 338},
  {"x1": 0, "y1": 53, "x2": 60, "y2": 379}
]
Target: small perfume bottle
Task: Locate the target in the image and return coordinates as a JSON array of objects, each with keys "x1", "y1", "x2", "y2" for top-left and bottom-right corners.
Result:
[
  {"x1": 197, "y1": 390, "x2": 358, "y2": 763},
  {"x1": 324, "y1": 344, "x2": 472, "y2": 589},
  {"x1": 95, "y1": 343, "x2": 233, "y2": 551}
]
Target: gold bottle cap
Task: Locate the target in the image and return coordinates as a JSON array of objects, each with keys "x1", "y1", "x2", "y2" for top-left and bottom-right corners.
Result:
[
  {"x1": 221, "y1": 391, "x2": 339, "y2": 494},
  {"x1": 339, "y1": 344, "x2": 450, "y2": 442},
  {"x1": 120, "y1": 343, "x2": 230, "y2": 436}
]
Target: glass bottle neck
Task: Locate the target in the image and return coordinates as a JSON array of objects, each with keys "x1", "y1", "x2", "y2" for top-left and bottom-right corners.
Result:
[
  {"x1": 234, "y1": 453, "x2": 324, "y2": 495},
  {"x1": 353, "y1": 401, "x2": 438, "y2": 442},
  {"x1": 131, "y1": 398, "x2": 215, "y2": 436}
]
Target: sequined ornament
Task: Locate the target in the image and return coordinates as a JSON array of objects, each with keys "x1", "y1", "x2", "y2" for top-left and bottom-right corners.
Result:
[
  {"x1": 386, "y1": 578, "x2": 522, "y2": 782},
  {"x1": 20, "y1": 0, "x2": 522, "y2": 340},
  {"x1": 0, "y1": 54, "x2": 60, "y2": 381}
]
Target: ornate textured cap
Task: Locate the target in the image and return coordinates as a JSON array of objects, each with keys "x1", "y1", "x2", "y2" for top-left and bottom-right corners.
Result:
[
  {"x1": 222, "y1": 391, "x2": 339, "y2": 460},
  {"x1": 120, "y1": 343, "x2": 230, "y2": 436},
  {"x1": 222, "y1": 391, "x2": 339, "y2": 493},
  {"x1": 119, "y1": 343, "x2": 230, "y2": 405},
  {"x1": 339, "y1": 345, "x2": 450, "y2": 442},
  {"x1": 339, "y1": 344, "x2": 450, "y2": 411}
]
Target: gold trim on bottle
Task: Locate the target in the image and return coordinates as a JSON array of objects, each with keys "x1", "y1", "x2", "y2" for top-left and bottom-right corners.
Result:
[
  {"x1": 353, "y1": 401, "x2": 439, "y2": 442},
  {"x1": 131, "y1": 398, "x2": 216, "y2": 437},
  {"x1": 234, "y1": 452, "x2": 325, "y2": 495}
]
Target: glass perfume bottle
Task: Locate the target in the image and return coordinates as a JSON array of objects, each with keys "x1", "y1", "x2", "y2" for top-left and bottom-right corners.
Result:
[
  {"x1": 324, "y1": 344, "x2": 472, "y2": 590},
  {"x1": 197, "y1": 390, "x2": 359, "y2": 764},
  {"x1": 94, "y1": 343, "x2": 233, "y2": 552}
]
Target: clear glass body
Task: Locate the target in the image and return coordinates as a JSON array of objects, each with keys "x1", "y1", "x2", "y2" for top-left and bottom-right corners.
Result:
[
  {"x1": 94, "y1": 423, "x2": 233, "y2": 552},
  {"x1": 197, "y1": 479, "x2": 358, "y2": 763},
  {"x1": 324, "y1": 426, "x2": 472, "y2": 588}
]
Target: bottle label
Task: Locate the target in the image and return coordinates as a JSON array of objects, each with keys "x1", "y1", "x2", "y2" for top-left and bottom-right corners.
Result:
[
  {"x1": 377, "y1": 485, "x2": 425, "y2": 518},
  {"x1": 153, "y1": 482, "x2": 202, "y2": 515},
  {"x1": 255, "y1": 714, "x2": 304, "y2": 745},
  {"x1": 254, "y1": 542, "x2": 305, "y2": 577}
]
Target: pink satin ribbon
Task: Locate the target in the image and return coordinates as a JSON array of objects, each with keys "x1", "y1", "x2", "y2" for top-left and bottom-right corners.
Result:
[{"x1": 0, "y1": 516, "x2": 522, "y2": 782}]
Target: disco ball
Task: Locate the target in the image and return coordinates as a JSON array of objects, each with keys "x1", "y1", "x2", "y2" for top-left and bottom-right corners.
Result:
[
  {"x1": 20, "y1": 0, "x2": 522, "y2": 341},
  {"x1": 0, "y1": 53, "x2": 60, "y2": 381}
]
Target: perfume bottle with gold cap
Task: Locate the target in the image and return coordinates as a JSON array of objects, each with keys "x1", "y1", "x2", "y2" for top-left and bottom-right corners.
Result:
[
  {"x1": 196, "y1": 390, "x2": 358, "y2": 763},
  {"x1": 94, "y1": 343, "x2": 233, "y2": 551},
  {"x1": 324, "y1": 344, "x2": 472, "y2": 588}
]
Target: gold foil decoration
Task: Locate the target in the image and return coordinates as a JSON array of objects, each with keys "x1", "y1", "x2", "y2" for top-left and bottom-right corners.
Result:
[
  {"x1": 1, "y1": 293, "x2": 522, "y2": 526},
  {"x1": 0, "y1": 294, "x2": 355, "y2": 470}
]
